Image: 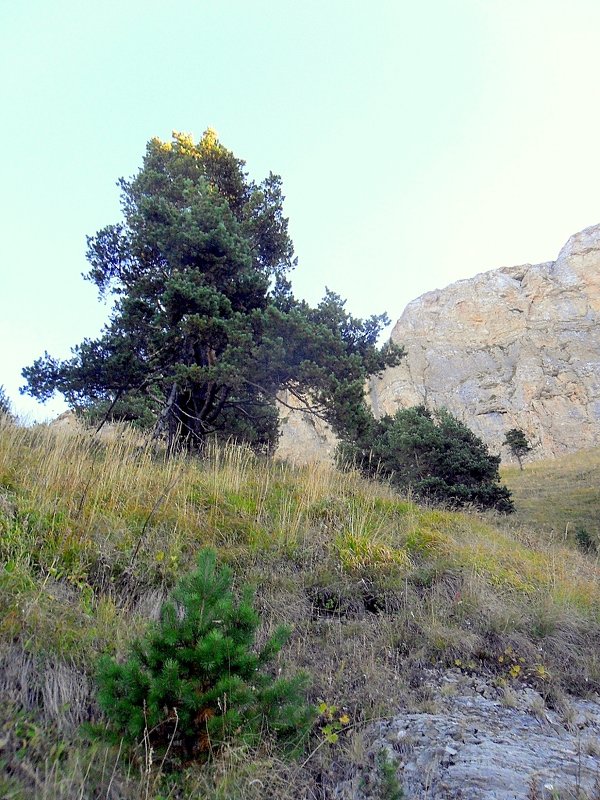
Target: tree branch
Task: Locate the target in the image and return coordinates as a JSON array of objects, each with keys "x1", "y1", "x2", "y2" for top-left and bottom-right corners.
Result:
[
  {"x1": 94, "y1": 389, "x2": 124, "y2": 433},
  {"x1": 243, "y1": 379, "x2": 327, "y2": 418}
]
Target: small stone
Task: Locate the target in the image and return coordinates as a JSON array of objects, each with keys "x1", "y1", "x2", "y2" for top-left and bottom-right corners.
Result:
[{"x1": 386, "y1": 729, "x2": 407, "y2": 743}]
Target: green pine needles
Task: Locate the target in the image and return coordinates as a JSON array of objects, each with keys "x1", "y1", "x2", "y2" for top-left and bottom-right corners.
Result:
[
  {"x1": 338, "y1": 405, "x2": 514, "y2": 513},
  {"x1": 96, "y1": 549, "x2": 314, "y2": 761}
]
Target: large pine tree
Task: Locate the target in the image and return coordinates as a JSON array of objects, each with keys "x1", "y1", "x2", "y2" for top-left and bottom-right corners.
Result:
[{"x1": 23, "y1": 130, "x2": 401, "y2": 450}]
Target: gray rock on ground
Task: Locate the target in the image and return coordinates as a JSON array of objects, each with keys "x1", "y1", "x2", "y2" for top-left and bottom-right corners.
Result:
[{"x1": 335, "y1": 671, "x2": 600, "y2": 799}]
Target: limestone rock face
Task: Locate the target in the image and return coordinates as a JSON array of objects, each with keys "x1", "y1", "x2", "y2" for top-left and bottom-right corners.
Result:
[
  {"x1": 275, "y1": 390, "x2": 337, "y2": 464},
  {"x1": 369, "y1": 224, "x2": 600, "y2": 461}
]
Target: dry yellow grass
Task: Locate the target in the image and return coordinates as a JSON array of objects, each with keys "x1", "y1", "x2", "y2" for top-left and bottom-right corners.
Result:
[
  {"x1": 2, "y1": 416, "x2": 600, "y2": 798},
  {"x1": 502, "y1": 447, "x2": 600, "y2": 545}
]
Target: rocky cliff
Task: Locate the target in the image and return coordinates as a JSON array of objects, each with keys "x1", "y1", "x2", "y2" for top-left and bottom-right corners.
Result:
[
  {"x1": 370, "y1": 224, "x2": 600, "y2": 461},
  {"x1": 279, "y1": 224, "x2": 600, "y2": 463}
]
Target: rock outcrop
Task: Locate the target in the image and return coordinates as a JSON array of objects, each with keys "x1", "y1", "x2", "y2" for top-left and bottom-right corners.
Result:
[
  {"x1": 278, "y1": 224, "x2": 600, "y2": 463},
  {"x1": 275, "y1": 390, "x2": 337, "y2": 464},
  {"x1": 334, "y1": 668, "x2": 600, "y2": 799},
  {"x1": 370, "y1": 224, "x2": 600, "y2": 461}
]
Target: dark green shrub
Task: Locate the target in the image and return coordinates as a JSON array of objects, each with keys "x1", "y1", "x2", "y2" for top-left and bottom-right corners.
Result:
[
  {"x1": 96, "y1": 548, "x2": 314, "y2": 760},
  {"x1": 575, "y1": 526, "x2": 596, "y2": 553},
  {"x1": 376, "y1": 749, "x2": 405, "y2": 800},
  {"x1": 338, "y1": 405, "x2": 513, "y2": 512}
]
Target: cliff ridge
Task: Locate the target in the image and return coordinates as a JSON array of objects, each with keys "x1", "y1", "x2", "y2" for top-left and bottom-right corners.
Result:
[{"x1": 279, "y1": 224, "x2": 600, "y2": 462}]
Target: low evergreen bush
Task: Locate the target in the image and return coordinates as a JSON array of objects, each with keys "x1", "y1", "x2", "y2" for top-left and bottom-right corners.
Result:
[
  {"x1": 338, "y1": 405, "x2": 514, "y2": 512},
  {"x1": 96, "y1": 548, "x2": 314, "y2": 760},
  {"x1": 575, "y1": 526, "x2": 596, "y2": 553}
]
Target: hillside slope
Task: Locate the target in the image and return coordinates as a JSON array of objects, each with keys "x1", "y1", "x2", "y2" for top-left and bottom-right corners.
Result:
[
  {"x1": 1, "y1": 419, "x2": 600, "y2": 798},
  {"x1": 502, "y1": 446, "x2": 600, "y2": 547}
]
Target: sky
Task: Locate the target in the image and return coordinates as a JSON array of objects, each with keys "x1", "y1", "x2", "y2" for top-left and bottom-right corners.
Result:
[{"x1": 2, "y1": 0, "x2": 600, "y2": 421}]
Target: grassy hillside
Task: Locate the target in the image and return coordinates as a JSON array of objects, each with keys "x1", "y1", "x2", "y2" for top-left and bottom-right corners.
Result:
[
  {"x1": 1, "y1": 417, "x2": 600, "y2": 798},
  {"x1": 502, "y1": 447, "x2": 600, "y2": 548}
]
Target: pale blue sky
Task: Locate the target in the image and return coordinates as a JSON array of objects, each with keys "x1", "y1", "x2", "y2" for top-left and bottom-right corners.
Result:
[{"x1": 2, "y1": 0, "x2": 600, "y2": 420}]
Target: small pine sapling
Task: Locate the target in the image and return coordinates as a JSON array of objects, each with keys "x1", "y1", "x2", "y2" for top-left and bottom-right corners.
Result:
[
  {"x1": 575, "y1": 526, "x2": 597, "y2": 554},
  {"x1": 503, "y1": 427, "x2": 532, "y2": 470},
  {"x1": 96, "y1": 548, "x2": 314, "y2": 761}
]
